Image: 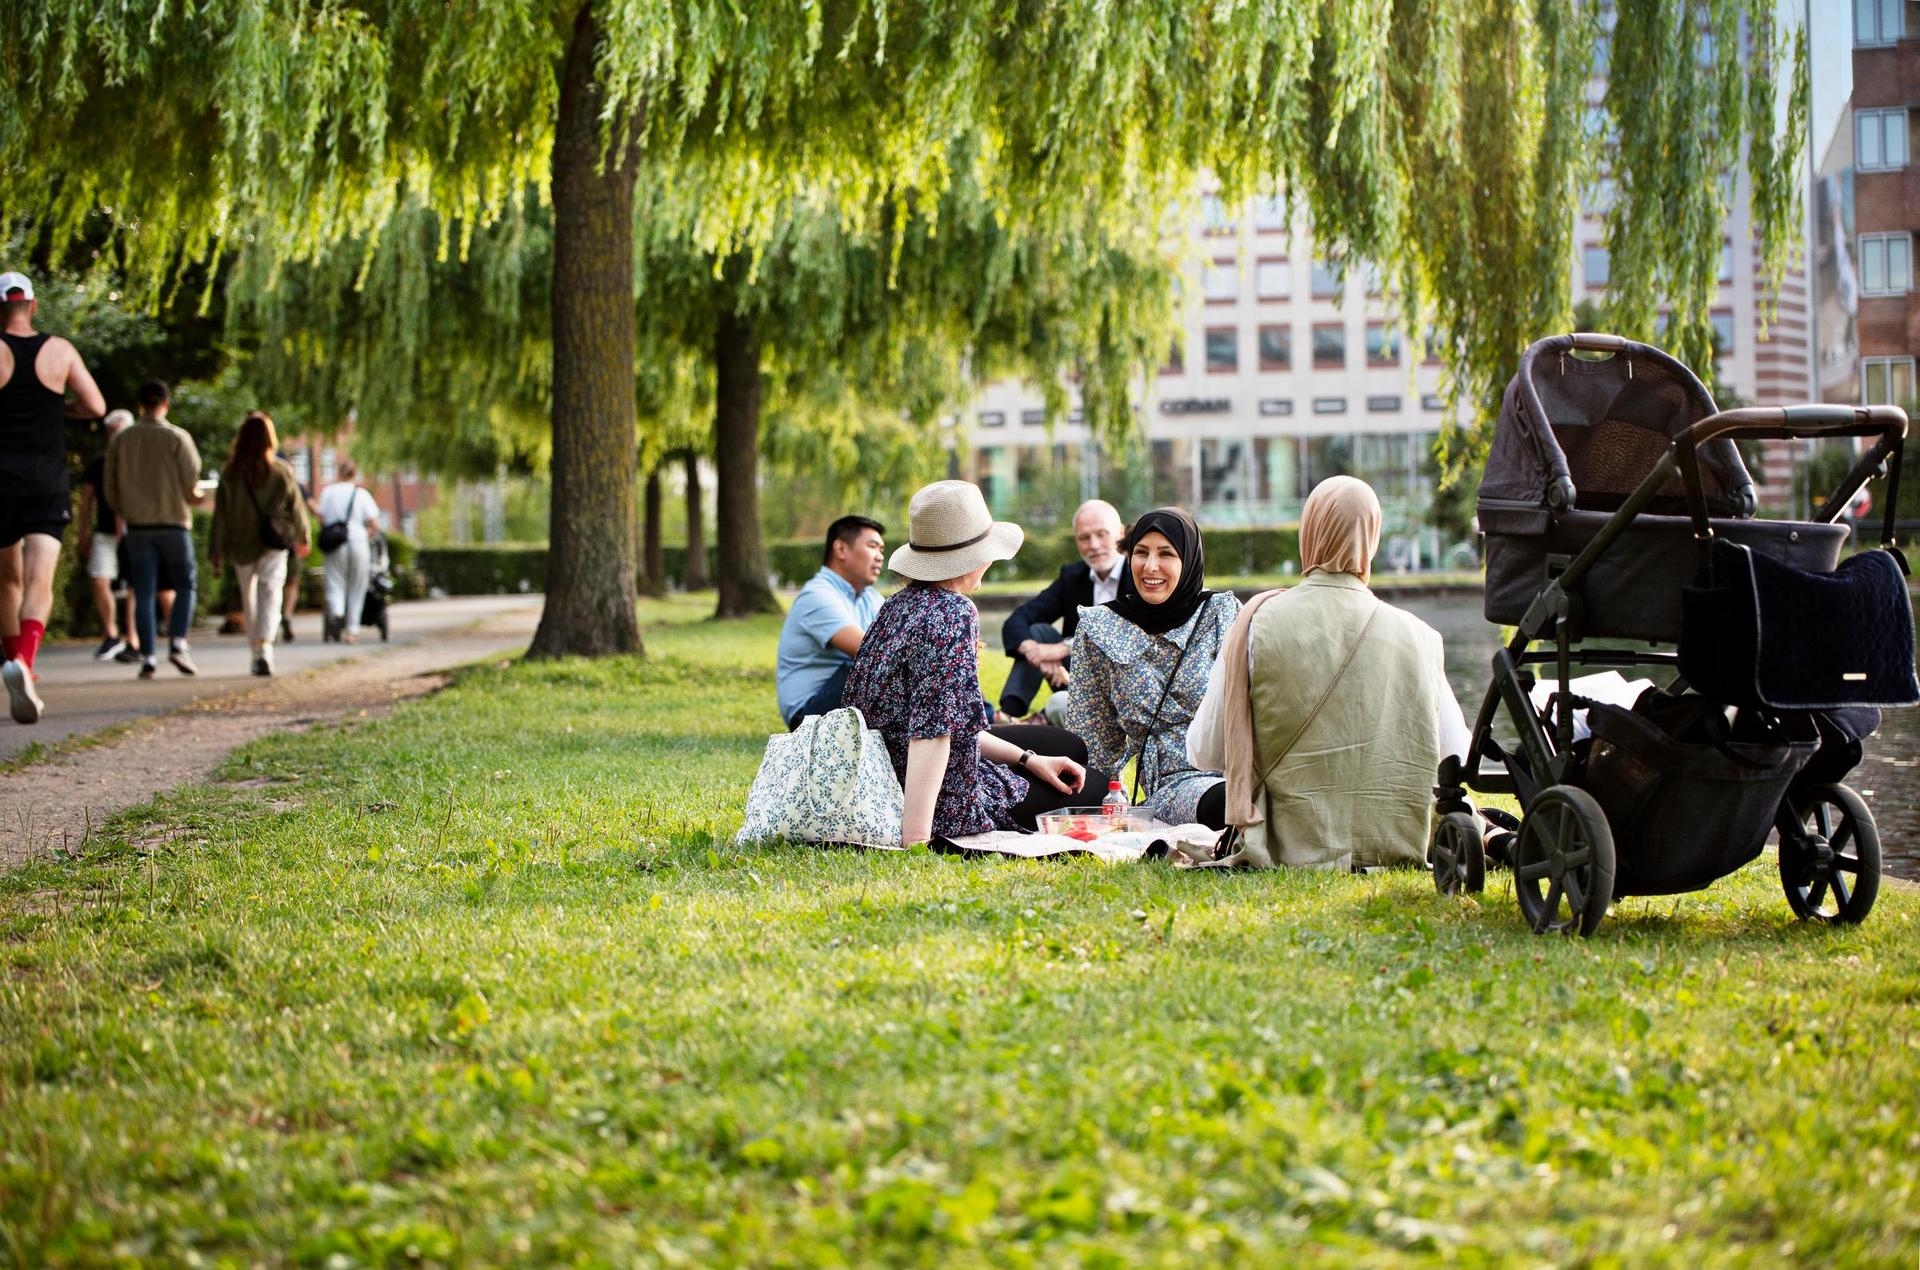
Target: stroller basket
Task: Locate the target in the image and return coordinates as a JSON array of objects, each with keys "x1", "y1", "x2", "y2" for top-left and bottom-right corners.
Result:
[{"x1": 1582, "y1": 698, "x2": 1815, "y2": 897}]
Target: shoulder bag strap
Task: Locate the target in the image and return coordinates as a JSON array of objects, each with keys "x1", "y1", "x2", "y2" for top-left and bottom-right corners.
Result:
[
  {"x1": 1253, "y1": 602, "x2": 1382, "y2": 788},
  {"x1": 1129, "y1": 604, "x2": 1218, "y2": 804}
]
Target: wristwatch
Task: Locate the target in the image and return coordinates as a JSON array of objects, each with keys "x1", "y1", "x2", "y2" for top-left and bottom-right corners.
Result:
[{"x1": 1017, "y1": 749, "x2": 1033, "y2": 770}]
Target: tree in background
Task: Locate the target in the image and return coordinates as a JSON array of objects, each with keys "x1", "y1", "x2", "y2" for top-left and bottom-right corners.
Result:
[{"x1": 5, "y1": 0, "x2": 1805, "y2": 652}]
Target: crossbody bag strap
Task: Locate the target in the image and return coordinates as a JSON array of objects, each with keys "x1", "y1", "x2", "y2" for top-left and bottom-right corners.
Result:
[
  {"x1": 1129, "y1": 605, "x2": 1217, "y2": 804},
  {"x1": 1254, "y1": 603, "x2": 1382, "y2": 788}
]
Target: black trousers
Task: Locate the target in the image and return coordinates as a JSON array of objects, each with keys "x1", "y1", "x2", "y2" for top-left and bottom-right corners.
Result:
[{"x1": 987, "y1": 724, "x2": 1113, "y2": 830}]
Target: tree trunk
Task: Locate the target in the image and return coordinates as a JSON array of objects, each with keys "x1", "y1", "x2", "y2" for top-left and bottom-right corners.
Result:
[
  {"x1": 681, "y1": 446, "x2": 710, "y2": 591},
  {"x1": 640, "y1": 462, "x2": 666, "y2": 596},
  {"x1": 712, "y1": 308, "x2": 779, "y2": 617},
  {"x1": 529, "y1": 3, "x2": 643, "y2": 658}
]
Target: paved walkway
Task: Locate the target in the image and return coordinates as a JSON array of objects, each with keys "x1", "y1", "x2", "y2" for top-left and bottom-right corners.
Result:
[
  {"x1": 0, "y1": 596, "x2": 542, "y2": 869},
  {"x1": 1, "y1": 596, "x2": 540, "y2": 763}
]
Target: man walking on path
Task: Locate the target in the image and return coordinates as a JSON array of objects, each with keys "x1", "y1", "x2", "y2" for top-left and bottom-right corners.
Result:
[
  {"x1": 76, "y1": 408, "x2": 135, "y2": 660},
  {"x1": 0, "y1": 270, "x2": 107, "y2": 724},
  {"x1": 775, "y1": 515, "x2": 886, "y2": 729},
  {"x1": 106, "y1": 380, "x2": 205, "y2": 679}
]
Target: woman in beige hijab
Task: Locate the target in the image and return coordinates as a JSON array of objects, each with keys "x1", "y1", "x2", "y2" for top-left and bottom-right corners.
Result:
[{"x1": 1186, "y1": 476, "x2": 1469, "y2": 869}]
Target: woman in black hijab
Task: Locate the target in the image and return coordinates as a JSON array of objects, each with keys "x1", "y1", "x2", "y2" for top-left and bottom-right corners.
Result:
[{"x1": 1065, "y1": 508, "x2": 1242, "y2": 828}]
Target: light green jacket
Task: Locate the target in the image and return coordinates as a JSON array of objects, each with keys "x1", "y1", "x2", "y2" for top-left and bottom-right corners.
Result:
[{"x1": 1194, "y1": 571, "x2": 1460, "y2": 870}]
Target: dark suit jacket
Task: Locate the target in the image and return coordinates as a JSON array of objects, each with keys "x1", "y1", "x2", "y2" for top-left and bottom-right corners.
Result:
[{"x1": 1001, "y1": 560, "x2": 1095, "y2": 656}]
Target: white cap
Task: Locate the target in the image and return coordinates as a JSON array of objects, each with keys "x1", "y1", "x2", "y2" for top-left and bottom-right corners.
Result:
[{"x1": 0, "y1": 272, "x2": 33, "y2": 301}]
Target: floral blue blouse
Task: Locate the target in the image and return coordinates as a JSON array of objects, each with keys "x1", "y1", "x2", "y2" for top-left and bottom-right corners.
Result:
[
  {"x1": 843, "y1": 583, "x2": 1027, "y2": 838},
  {"x1": 1066, "y1": 591, "x2": 1241, "y2": 825}
]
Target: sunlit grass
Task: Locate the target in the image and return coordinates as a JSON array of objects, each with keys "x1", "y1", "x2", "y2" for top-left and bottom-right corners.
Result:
[{"x1": 0, "y1": 599, "x2": 1914, "y2": 1265}]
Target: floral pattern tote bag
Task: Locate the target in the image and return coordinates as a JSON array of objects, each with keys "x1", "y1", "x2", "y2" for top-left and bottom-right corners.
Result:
[{"x1": 736, "y1": 707, "x2": 905, "y2": 848}]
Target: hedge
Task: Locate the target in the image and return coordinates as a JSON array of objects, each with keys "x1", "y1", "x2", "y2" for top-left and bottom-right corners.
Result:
[{"x1": 412, "y1": 526, "x2": 1304, "y2": 597}]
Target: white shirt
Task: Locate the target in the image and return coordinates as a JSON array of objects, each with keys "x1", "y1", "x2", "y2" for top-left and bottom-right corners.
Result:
[
  {"x1": 1089, "y1": 559, "x2": 1125, "y2": 606},
  {"x1": 317, "y1": 482, "x2": 382, "y2": 544}
]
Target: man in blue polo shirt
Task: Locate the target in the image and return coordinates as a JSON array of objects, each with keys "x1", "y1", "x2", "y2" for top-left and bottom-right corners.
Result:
[{"x1": 775, "y1": 514, "x2": 886, "y2": 729}]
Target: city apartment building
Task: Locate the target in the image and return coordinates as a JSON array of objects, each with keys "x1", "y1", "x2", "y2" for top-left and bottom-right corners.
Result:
[{"x1": 1844, "y1": 0, "x2": 1918, "y2": 411}]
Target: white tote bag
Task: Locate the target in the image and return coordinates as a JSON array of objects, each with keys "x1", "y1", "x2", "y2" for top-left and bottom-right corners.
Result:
[{"x1": 736, "y1": 706, "x2": 905, "y2": 848}]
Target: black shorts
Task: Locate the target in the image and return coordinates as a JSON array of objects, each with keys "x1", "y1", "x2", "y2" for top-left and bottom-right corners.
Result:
[{"x1": 0, "y1": 493, "x2": 70, "y2": 550}]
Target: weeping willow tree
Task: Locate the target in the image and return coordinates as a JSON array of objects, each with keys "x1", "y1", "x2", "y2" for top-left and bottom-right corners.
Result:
[{"x1": 2, "y1": 0, "x2": 1805, "y2": 654}]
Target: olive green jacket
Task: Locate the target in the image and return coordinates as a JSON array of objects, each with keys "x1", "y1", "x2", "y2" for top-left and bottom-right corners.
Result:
[{"x1": 209, "y1": 459, "x2": 308, "y2": 566}]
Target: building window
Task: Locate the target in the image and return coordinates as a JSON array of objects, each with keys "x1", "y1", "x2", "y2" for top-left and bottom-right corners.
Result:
[
  {"x1": 1203, "y1": 259, "x2": 1238, "y2": 303},
  {"x1": 1583, "y1": 245, "x2": 1610, "y2": 288},
  {"x1": 1163, "y1": 340, "x2": 1184, "y2": 376},
  {"x1": 1255, "y1": 258, "x2": 1290, "y2": 299},
  {"x1": 1310, "y1": 258, "x2": 1341, "y2": 300},
  {"x1": 1205, "y1": 327, "x2": 1239, "y2": 373},
  {"x1": 1258, "y1": 325, "x2": 1291, "y2": 371},
  {"x1": 1258, "y1": 398, "x2": 1293, "y2": 416},
  {"x1": 319, "y1": 451, "x2": 337, "y2": 483},
  {"x1": 1201, "y1": 194, "x2": 1235, "y2": 235},
  {"x1": 1719, "y1": 241, "x2": 1735, "y2": 284},
  {"x1": 1021, "y1": 409, "x2": 1047, "y2": 426},
  {"x1": 1860, "y1": 233, "x2": 1913, "y2": 295},
  {"x1": 1856, "y1": 0, "x2": 1905, "y2": 46},
  {"x1": 1857, "y1": 109, "x2": 1910, "y2": 172},
  {"x1": 1253, "y1": 197, "x2": 1289, "y2": 232},
  {"x1": 1583, "y1": 173, "x2": 1618, "y2": 215},
  {"x1": 1709, "y1": 310, "x2": 1735, "y2": 355},
  {"x1": 1365, "y1": 323, "x2": 1401, "y2": 367},
  {"x1": 1864, "y1": 357, "x2": 1916, "y2": 405},
  {"x1": 978, "y1": 410, "x2": 1006, "y2": 428},
  {"x1": 1423, "y1": 325, "x2": 1444, "y2": 366},
  {"x1": 1367, "y1": 395, "x2": 1402, "y2": 413},
  {"x1": 1311, "y1": 397, "x2": 1349, "y2": 415},
  {"x1": 1362, "y1": 262, "x2": 1385, "y2": 296},
  {"x1": 1421, "y1": 393, "x2": 1446, "y2": 411},
  {"x1": 1312, "y1": 323, "x2": 1346, "y2": 368}
]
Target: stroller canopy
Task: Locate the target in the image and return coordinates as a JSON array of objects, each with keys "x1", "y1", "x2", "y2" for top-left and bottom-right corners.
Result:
[{"x1": 1478, "y1": 335, "x2": 1755, "y2": 534}]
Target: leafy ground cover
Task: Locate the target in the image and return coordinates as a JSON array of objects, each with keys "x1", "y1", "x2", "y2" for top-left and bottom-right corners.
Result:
[{"x1": 2, "y1": 594, "x2": 1916, "y2": 1266}]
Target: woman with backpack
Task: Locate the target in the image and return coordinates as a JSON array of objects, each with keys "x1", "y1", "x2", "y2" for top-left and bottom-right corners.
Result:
[
  {"x1": 316, "y1": 458, "x2": 383, "y2": 643},
  {"x1": 208, "y1": 411, "x2": 309, "y2": 676}
]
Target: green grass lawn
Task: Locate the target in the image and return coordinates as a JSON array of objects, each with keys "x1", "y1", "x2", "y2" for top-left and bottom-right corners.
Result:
[{"x1": 2, "y1": 594, "x2": 1916, "y2": 1266}]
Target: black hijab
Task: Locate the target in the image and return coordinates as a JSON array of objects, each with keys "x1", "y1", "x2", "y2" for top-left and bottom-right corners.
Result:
[{"x1": 1106, "y1": 506, "x2": 1210, "y2": 636}]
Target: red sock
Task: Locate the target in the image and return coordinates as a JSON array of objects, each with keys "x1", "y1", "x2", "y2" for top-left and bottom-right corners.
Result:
[
  {"x1": 15, "y1": 620, "x2": 43, "y2": 671},
  {"x1": 0, "y1": 634, "x2": 15, "y2": 662}
]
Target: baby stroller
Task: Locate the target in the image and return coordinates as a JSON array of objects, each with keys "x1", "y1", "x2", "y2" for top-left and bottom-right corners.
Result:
[
  {"x1": 322, "y1": 531, "x2": 395, "y2": 642},
  {"x1": 1430, "y1": 333, "x2": 1915, "y2": 935},
  {"x1": 361, "y1": 531, "x2": 395, "y2": 641}
]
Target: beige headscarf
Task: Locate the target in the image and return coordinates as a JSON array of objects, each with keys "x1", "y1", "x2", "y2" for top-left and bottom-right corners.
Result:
[
  {"x1": 1298, "y1": 475, "x2": 1382, "y2": 584},
  {"x1": 1217, "y1": 476, "x2": 1384, "y2": 827}
]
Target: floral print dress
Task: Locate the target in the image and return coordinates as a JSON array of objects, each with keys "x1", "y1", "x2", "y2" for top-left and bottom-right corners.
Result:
[
  {"x1": 1066, "y1": 591, "x2": 1241, "y2": 825},
  {"x1": 843, "y1": 583, "x2": 1027, "y2": 838}
]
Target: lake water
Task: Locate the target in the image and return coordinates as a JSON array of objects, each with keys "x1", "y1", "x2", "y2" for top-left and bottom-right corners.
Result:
[{"x1": 1385, "y1": 592, "x2": 1920, "y2": 882}]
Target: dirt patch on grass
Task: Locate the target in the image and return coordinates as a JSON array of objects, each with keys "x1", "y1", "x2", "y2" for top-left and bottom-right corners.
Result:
[{"x1": 0, "y1": 608, "x2": 538, "y2": 871}]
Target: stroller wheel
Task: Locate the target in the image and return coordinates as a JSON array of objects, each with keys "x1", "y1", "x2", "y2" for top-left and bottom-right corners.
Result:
[
  {"x1": 1430, "y1": 812, "x2": 1485, "y2": 896},
  {"x1": 1777, "y1": 783, "x2": 1880, "y2": 925},
  {"x1": 1513, "y1": 786, "x2": 1616, "y2": 937}
]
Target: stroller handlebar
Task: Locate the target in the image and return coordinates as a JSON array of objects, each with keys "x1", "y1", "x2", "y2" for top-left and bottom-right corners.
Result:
[{"x1": 1685, "y1": 404, "x2": 1908, "y2": 446}]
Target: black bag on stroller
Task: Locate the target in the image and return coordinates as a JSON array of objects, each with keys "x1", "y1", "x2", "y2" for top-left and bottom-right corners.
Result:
[
  {"x1": 1679, "y1": 540, "x2": 1919, "y2": 710},
  {"x1": 1581, "y1": 691, "x2": 1815, "y2": 897}
]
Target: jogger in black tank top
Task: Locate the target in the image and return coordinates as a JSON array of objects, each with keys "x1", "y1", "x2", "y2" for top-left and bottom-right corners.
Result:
[{"x1": 0, "y1": 271, "x2": 107, "y2": 723}]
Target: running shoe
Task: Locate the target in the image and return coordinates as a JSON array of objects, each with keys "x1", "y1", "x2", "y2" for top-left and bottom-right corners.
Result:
[
  {"x1": 138, "y1": 659, "x2": 157, "y2": 680},
  {"x1": 93, "y1": 635, "x2": 127, "y2": 661},
  {"x1": 280, "y1": 616, "x2": 295, "y2": 643},
  {"x1": 169, "y1": 643, "x2": 199, "y2": 676},
  {"x1": 2, "y1": 659, "x2": 42, "y2": 724},
  {"x1": 114, "y1": 646, "x2": 142, "y2": 664}
]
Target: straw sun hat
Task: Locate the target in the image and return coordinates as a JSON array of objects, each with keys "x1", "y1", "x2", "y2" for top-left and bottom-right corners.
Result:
[{"x1": 888, "y1": 480, "x2": 1025, "y2": 582}]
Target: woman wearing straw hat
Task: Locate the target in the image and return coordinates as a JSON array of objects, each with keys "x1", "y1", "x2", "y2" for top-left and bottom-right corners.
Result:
[
  {"x1": 844, "y1": 480, "x2": 1107, "y2": 846},
  {"x1": 1185, "y1": 476, "x2": 1469, "y2": 869}
]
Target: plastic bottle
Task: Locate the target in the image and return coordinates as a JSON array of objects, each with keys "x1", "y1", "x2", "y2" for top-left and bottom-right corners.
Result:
[{"x1": 1101, "y1": 780, "x2": 1129, "y2": 817}]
